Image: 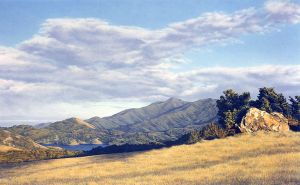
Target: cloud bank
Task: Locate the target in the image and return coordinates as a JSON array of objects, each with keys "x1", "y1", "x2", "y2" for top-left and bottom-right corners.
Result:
[{"x1": 1, "y1": 0, "x2": 300, "y2": 122}]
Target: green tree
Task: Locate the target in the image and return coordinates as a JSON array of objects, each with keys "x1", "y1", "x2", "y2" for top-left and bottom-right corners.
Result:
[
  {"x1": 216, "y1": 89, "x2": 251, "y2": 133},
  {"x1": 290, "y1": 96, "x2": 300, "y2": 121},
  {"x1": 260, "y1": 97, "x2": 272, "y2": 112},
  {"x1": 224, "y1": 110, "x2": 237, "y2": 128},
  {"x1": 254, "y1": 87, "x2": 290, "y2": 116}
]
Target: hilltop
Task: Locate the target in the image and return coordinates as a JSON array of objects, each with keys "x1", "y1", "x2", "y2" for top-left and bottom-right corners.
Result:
[{"x1": 1, "y1": 131, "x2": 299, "y2": 185}]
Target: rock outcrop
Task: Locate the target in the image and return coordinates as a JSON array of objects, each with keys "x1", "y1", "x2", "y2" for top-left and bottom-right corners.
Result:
[{"x1": 239, "y1": 108, "x2": 289, "y2": 133}]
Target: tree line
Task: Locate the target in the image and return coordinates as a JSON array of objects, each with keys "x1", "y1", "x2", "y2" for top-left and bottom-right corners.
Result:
[{"x1": 217, "y1": 87, "x2": 300, "y2": 134}]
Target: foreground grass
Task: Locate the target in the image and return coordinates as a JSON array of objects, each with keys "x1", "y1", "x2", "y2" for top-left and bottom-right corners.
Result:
[{"x1": 0, "y1": 131, "x2": 299, "y2": 185}]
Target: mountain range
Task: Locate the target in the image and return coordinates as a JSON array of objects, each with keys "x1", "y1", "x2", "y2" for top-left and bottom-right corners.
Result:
[{"x1": 1, "y1": 98, "x2": 218, "y2": 145}]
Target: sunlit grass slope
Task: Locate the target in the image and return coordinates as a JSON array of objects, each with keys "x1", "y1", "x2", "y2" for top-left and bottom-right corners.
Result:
[{"x1": 1, "y1": 131, "x2": 299, "y2": 185}]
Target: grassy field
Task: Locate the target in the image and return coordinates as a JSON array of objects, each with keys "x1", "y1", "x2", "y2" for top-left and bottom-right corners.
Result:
[{"x1": 0, "y1": 131, "x2": 299, "y2": 185}]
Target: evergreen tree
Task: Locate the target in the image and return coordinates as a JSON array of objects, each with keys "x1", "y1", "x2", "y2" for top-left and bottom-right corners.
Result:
[
  {"x1": 216, "y1": 89, "x2": 251, "y2": 133},
  {"x1": 278, "y1": 93, "x2": 291, "y2": 116},
  {"x1": 224, "y1": 110, "x2": 238, "y2": 135},
  {"x1": 290, "y1": 96, "x2": 300, "y2": 121},
  {"x1": 254, "y1": 87, "x2": 290, "y2": 116},
  {"x1": 260, "y1": 97, "x2": 272, "y2": 112}
]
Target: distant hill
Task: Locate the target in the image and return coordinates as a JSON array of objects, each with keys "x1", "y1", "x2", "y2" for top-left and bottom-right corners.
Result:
[
  {"x1": 1, "y1": 98, "x2": 218, "y2": 145},
  {"x1": 86, "y1": 98, "x2": 218, "y2": 144},
  {"x1": 43, "y1": 117, "x2": 106, "y2": 145},
  {"x1": 0, "y1": 130, "x2": 77, "y2": 163},
  {"x1": 0, "y1": 130, "x2": 47, "y2": 151},
  {"x1": 87, "y1": 98, "x2": 189, "y2": 130},
  {"x1": 4, "y1": 118, "x2": 108, "y2": 145},
  {"x1": 88, "y1": 98, "x2": 217, "y2": 131}
]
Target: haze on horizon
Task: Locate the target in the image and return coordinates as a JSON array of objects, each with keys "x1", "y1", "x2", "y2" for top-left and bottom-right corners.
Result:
[{"x1": 0, "y1": 0, "x2": 300, "y2": 126}]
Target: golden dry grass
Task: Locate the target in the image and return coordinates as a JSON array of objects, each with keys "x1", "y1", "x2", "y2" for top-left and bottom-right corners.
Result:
[
  {"x1": 0, "y1": 131, "x2": 299, "y2": 185},
  {"x1": 0, "y1": 145, "x2": 21, "y2": 152}
]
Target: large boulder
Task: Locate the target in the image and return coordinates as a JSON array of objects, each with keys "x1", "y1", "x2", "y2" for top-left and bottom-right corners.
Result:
[{"x1": 239, "y1": 108, "x2": 289, "y2": 133}]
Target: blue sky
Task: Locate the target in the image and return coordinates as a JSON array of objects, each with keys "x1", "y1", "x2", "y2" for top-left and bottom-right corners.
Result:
[
  {"x1": 1, "y1": 0, "x2": 262, "y2": 46},
  {"x1": 0, "y1": 0, "x2": 300, "y2": 125},
  {"x1": 1, "y1": 0, "x2": 299, "y2": 68}
]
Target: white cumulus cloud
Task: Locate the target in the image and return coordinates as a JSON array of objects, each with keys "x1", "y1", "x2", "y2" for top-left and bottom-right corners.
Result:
[{"x1": 1, "y1": 0, "x2": 300, "y2": 123}]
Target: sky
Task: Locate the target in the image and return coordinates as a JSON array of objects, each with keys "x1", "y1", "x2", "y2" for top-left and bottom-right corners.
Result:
[{"x1": 0, "y1": 0, "x2": 300, "y2": 126}]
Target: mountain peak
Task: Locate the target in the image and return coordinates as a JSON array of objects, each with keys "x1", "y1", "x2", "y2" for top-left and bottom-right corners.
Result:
[
  {"x1": 65, "y1": 117, "x2": 82, "y2": 122},
  {"x1": 166, "y1": 97, "x2": 183, "y2": 102},
  {"x1": 164, "y1": 97, "x2": 186, "y2": 106},
  {"x1": 148, "y1": 98, "x2": 184, "y2": 107}
]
